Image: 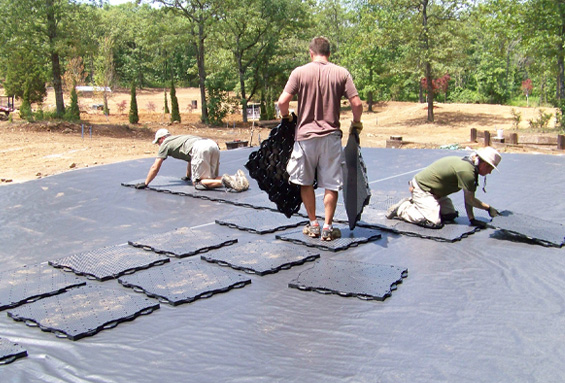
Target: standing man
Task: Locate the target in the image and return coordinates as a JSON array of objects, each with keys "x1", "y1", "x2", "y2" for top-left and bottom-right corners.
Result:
[
  {"x1": 277, "y1": 37, "x2": 363, "y2": 241},
  {"x1": 135, "y1": 128, "x2": 249, "y2": 192},
  {"x1": 386, "y1": 147, "x2": 502, "y2": 228}
]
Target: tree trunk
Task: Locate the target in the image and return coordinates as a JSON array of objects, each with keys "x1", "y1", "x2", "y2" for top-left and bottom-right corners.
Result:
[
  {"x1": 557, "y1": 7, "x2": 565, "y2": 101},
  {"x1": 237, "y1": 51, "x2": 248, "y2": 123},
  {"x1": 422, "y1": 0, "x2": 434, "y2": 122},
  {"x1": 46, "y1": 0, "x2": 65, "y2": 116},
  {"x1": 196, "y1": 23, "x2": 208, "y2": 124}
]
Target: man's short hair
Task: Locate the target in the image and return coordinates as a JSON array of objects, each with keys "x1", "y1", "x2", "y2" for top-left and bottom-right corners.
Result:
[{"x1": 309, "y1": 37, "x2": 331, "y2": 57}]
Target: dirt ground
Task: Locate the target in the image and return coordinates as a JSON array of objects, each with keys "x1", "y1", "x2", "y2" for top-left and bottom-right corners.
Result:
[{"x1": 0, "y1": 87, "x2": 562, "y2": 185}]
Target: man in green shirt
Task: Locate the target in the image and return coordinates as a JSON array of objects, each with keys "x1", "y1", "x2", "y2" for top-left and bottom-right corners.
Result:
[
  {"x1": 386, "y1": 147, "x2": 502, "y2": 228},
  {"x1": 135, "y1": 129, "x2": 249, "y2": 192}
]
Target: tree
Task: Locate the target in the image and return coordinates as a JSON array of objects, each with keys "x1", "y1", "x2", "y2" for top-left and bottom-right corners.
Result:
[
  {"x1": 153, "y1": 0, "x2": 221, "y2": 124},
  {"x1": 129, "y1": 83, "x2": 139, "y2": 124},
  {"x1": 170, "y1": 80, "x2": 181, "y2": 123},
  {"x1": 164, "y1": 90, "x2": 170, "y2": 114},
  {"x1": 94, "y1": 36, "x2": 115, "y2": 116},
  {"x1": 67, "y1": 82, "x2": 81, "y2": 121}
]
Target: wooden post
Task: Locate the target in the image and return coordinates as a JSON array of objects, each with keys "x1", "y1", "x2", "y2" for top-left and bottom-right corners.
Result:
[
  {"x1": 470, "y1": 128, "x2": 477, "y2": 142},
  {"x1": 484, "y1": 130, "x2": 490, "y2": 146},
  {"x1": 558, "y1": 134, "x2": 565, "y2": 150},
  {"x1": 507, "y1": 133, "x2": 518, "y2": 145}
]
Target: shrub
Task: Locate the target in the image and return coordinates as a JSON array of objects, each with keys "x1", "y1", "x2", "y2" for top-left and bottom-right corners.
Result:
[
  {"x1": 528, "y1": 109, "x2": 553, "y2": 130},
  {"x1": 129, "y1": 83, "x2": 139, "y2": 124},
  {"x1": 510, "y1": 108, "x2": 522, "y2": 129},
  {"x1": 170, "y1": 81, "x2": 180, "y2": 123}
]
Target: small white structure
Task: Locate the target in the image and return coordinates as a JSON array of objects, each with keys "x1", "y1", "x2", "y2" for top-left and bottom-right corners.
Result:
[{"x1": 75, "y1": 86, "x2": 112, "y2": 93}]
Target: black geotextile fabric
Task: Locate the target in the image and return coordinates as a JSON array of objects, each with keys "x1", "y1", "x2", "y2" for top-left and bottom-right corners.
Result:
[
  {"x1": 128, "y1": 226, "x2": 238, "y2": 258},
  {"x1": 245, "y1": 117, "x2": 302, "y2": 218},
  {"x1": 490, "y1": 210, "x2": 565, "y2": 247},
  {"x1": 122, "y1": 176, "x2": 258, "y2": 207},
  {"x1": 0, "y1": 337, "x2": 27, "y2": 365},
  {"x1": 0, "y1": 263, "x2": 86, "y2": 311},
  {"x1": 4, "y1": 148, "x2": 565, "y2": 382},
  {"x1": 343, "y1": 131, "x2": 371, "y2": 229},
  {"x1": 49, "y1": 244, "x2": 170, "y2": 281},
  {"x1": 118, "y1": 259, "x2": 251, "y2": 305},
  {"x1": 289, "y1": 259, "x2": 408, "y2": 301},
  {"x1": 7, "y1": 284, "x2": 159, "y2": 341},
  {"x1": 201, "y1": 240, "x2": 320, "y2": 276},
  {"x1": 215, "y1": 209, "x2": 308, "y2": 234},
  {"x1": 275, "y1": 226, "x2": 382, "y2": 252}
]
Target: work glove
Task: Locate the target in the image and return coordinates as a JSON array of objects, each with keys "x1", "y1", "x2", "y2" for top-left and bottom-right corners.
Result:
[
  {"x1": 349, "y1": 121, "x2": 363, "y2": 134},
  {"x1": 281, "y1": 114, "x2": 294, "y2": 123},
  {"x1": 487, "y1": 206, "x2": 499, "y2": 218},
  {"x1": 469, "y1": 218, "x2": 487, "y2": 228},
  {"x1": 135, "y1": 182, "x2": 147, "y2": 189}
]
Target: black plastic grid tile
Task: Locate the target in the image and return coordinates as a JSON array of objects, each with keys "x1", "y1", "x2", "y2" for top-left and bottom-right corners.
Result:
[
  {"x1": 0, "y1": 337, "x2": 27, "y2": 365},
  {"x1": 289, "y1": 259, "x2": 408, "y2": 301},
  {"x1": 128, "y1": 226, "x2": 237, "y2": 258},
  {"x1": 49, "y1": 244, "x2": 170, "y2": 281},
  {"x1": 118, "y1": 259, "x2": 251, "y2": 305},
  {"x1": 7, "y1": 284, "x2": 159, "y2": 341},
  {"x1": 358, "y1": 205, "x2": 481, "y2": 243},
  {"x1": 215, "y1": 209, "x2": 308, "y2": 234},
  {"x1": 490, "y1": 211, "x2": 565, "y2": 247},
  {"x1": 201, "y1": 240, "x2": 320, "y2": 275},
  {"x1": 343, "y1": 132, "x2": 371, "y2": 229},
  {"x1": 0, "y1": 263, "x2": 86, "y2": 311},
  {"x1": 122, "y1": 177, "x2": 260, "y2": 208},
  {"x1": 275, "y1": 226, "x2": 382, "y2": 252}
]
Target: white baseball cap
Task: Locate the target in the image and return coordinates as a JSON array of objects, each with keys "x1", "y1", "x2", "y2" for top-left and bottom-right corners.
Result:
[
  {"x1": 152, "y1": 128, "x2": 170, "y2": 144},
  {"x1": 476, "y1": 146, "x2": 501, "y2": 171}
]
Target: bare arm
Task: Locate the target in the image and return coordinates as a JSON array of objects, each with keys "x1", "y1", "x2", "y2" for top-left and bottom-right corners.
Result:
[
  {"x1": 349, "y1": 95, "x2": 363, "y2": 123},
  {"x1": 463, "y1": 189, "x2": 490, "y2": 220},
  {"x1": 277, "y1": 91, "x2": 293, "y2": 117},
  {"x1": 144, "y1": 157, "x2": 164, "y2": 186}
]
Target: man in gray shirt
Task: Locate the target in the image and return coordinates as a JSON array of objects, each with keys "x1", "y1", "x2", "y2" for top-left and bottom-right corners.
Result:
[{"x1": 136, "y1": 128, "x2": 248, "y2": 192}]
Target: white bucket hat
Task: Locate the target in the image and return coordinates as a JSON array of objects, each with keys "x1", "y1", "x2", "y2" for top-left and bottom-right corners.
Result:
[
  {"x1": 152, "y1": 128, "x2": 170, "y2": 144},
  {"x1": 476, "y1": 146, "x2": 501, "y2": 171}
]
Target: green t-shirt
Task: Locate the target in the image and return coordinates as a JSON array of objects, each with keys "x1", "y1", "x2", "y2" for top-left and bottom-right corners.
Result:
[
  {"x1": 414, "y1": 156, "x2": 477, "y2": 197},
  {"x1": 157, "y1": 135, "x2": 201, "y2": 162}
]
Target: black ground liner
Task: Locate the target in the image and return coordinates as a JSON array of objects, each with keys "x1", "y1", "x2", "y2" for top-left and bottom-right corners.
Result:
[
  {"x1": 215, "y1": 209, "x2": 308, "y2": 234},
  {"x1": 0, "y1": 263, "x2": 86, "y2": 311},
  {"x1": 358, "y1": 205, "x2": 481, "y2": 242},
  {"x1": 275, "y1": 226, "x2": 382, "y2": 252},
  {"x1": 201, "y1": 240, "x2": 320, "y2": 275},
  {"x1": 7, "y1": 284, "x2": 159, "y2": 341},
  {"x1": 128, "y1": 227, "x2": 237, "y2": 258},
  {"x1": 289, "y1": 259, "x2": 408, "y2": 301},
  {"x1": 245, "y1": 117, "x2": 302, "y2": 218},
  {"x1": 118, "y1": 259, "x2": 251, "y2": 305},
  {"x1": 49, "y1": 244, "x2": 170, "y2": 281},
  {"x1": 0, "y1": 337, "x2": 27, "y2": 365},
  {"x1": 490, "y1": 211, "x2": 565, "y2": 247},
  {"x1": 122, "y1": 177, "x2": 258, "y2": 208},
  {"x1": 343, "y1": 130, "x2": 371, "y2": 230}
]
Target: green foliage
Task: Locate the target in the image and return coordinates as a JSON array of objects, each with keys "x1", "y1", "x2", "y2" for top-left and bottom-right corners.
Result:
[
  {"x1": 67, "y1": 85, "x2": 81, "y2": 121},
  {"x1": 19, "y1": 97, "x2": 33, "y2": 121},
  {"x1": 129, "y1": 83, "x2": 139, "y2": 124},
  {"x1": 164, "y1": 90, "x2": 170, "y2": 114},
  {"x1": 557, "y1": 101, "x2": 565, "y2": 132},
  {"x1": 170, "y1": 81, "x2": 181, "y2": 123},
  {"x1": 260, "y1": 88, "x2": 276, "y2": 121},
  {"x1": 448, "y1": 87, "x2": 486, "y2": 104},
  {"x1": 528, "y1": 109, "x2": 553, "y2": 130},
  {"x1": 510, "y1": 108, "x2": 522, "y2": 129}
]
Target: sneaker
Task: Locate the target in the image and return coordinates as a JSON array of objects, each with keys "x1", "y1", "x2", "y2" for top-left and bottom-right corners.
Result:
[
  {"x1": 416, "y1": 220, "x2": 444, "y2": 230},
  {"x1": 302, "y1": 223, "x2": 321, "y2": 238},
  {"x1": 221, "y1": 174, "x2": 236, "y2": 190},
  {"x1": 321, "y1": 227, "x2": 341, "y2": 241},
  {"x1": 386, "y1": 198, "x2": 410, "y2": 219},
  {"x1": 234, "y1": 169, "x2": 249, "y2": 192}
]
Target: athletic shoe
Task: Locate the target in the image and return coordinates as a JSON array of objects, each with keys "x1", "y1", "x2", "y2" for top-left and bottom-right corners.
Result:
[
  {"x1": 221, "y1": 174, "x2": 236, "y2": 190},
  {"x1": 386, "y1": 198, "x2": 410, "y2": 219},
  {"x1": 234, "y1": 169, "x2": 249, "y2": 192},
  {"x1": 321, "y1": 227, "x2": 341, "y2": 241},
  {"x1": 302, "y1": 223, "x2": 321, "y2": 238}
]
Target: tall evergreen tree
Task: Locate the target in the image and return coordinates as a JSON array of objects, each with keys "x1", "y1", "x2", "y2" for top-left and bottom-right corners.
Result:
[
  {"x1": 129, "y1": 83, "x2": 139, "y2": 124},
  {"x1": 68, "y1": 82, "x2": 81, "y2": 121},
  {"x1": 170, "y1": 80, "x2": 181, "y2": 123},
  {"x1": 164, "y1": 89, "x2": 170, "y2": 114}
]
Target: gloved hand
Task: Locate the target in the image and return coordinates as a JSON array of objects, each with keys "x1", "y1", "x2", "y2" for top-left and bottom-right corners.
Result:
[
  {"x1": 281, "y1": 114, "x2": 294, "y2": 123},
  {"x1": 135, "y1": 182, "x2": 147, "y2": 189},
  {"x1": 349, "y1": 121, "x2": 363, "y2": 134},
  {"x1": 487, "y1": 206, "x2": 499, "y2": 218},
  {"x1": 469, "y1": 218, "x2": 487, "y2": 228}
]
